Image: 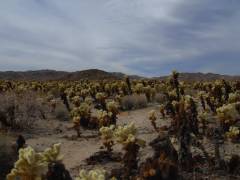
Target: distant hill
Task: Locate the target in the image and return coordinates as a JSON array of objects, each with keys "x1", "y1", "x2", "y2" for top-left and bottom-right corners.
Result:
[
  {"x1": 0, "y1": 69, "x2": 142, "y2": 81},
  {"x1": 64, "y1": 69, "x2": 123, "y2": 80},
  {"x1": 156, "y1": 72, "x2": 240, "y2": 81},
  {"x1": 0, "y1": 70, "x2": 67, "y2": 81},
  {"x1": 0, "y1": 70, "x2": 239, "y2": 81}
]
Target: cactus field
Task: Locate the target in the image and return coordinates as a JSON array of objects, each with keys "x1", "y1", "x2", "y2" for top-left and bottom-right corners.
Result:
[{"x1": 0, "y1": 71, "x2": 240, "y2": 180}]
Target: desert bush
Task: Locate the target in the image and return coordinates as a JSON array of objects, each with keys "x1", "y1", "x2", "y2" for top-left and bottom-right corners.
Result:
[
  {"x1": 0, "y1": 91, "x2": 45, "y2": 130},
  {"x1": 154, "y1": 93, "x2": 167, "y2": 104},
  {"x1": 54, "y1": 103, "x2": 70, "y2": 121},
  {"x1": 121, "y1": 94, "x2": 148, "y2": 110}
]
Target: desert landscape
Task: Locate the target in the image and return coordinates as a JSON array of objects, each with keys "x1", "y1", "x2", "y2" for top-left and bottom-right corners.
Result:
[
  {"x1": 1, "y1": 1, "x2": 240, "y2": 179},
  {"x1": 0, "y1": 70, "x2": 240, "y2": 179}
]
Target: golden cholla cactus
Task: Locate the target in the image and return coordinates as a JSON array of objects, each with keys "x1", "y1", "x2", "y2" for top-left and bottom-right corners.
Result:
[
  {"x1": 99, "y1": 125, "x2": 115, "y2": 152},
  {"x1": 72, "y1": 116, "x2": 81, "y2": 137},
  {"x1": 217, "y1": 103, "x2": 240, "y2": 125},
  {"x1": 106, "y1": 101, "x2": 119, "y2": 114},
  {"x1": 183, "y1": 95, "x2": 193, "y2": 108},
  {"x1": 228, "y1": 92, "x2": 240, "y2": 103},
  {"x1": 73, "y1": 116, "x2": 81, "y2": 125},
  {"x1": 71, "y1": 107, "x2": 81, "y2": 118},
  {"x1": 148, "y1": 110, "x2": 157, "y2": 122},
  {"x1": 198, "y1": 91, "x2": 206, "y2": 98},
  {"x1": 114, "y1": 123, "x2": 145, "y2": 179},
  {"x1": 75, "y1": 169, "x2": 106, "y2": 180},
  {"x1": 7, "y1": 146, "x2": 48, "y2": 180},
  {"x1": 79, "y1": 103, "x2": 91, "y2": 118},
  {"x1": 72, "y1": 96, "x2": 81, "y2": 107},
  {"x1": 148, "y1": 110, "x2": 158, "y2": 132},
  {"x1": 114, "y1": 94, "x2": 122, "y2": 104},
  {"x1": 159, "y1": 104, "x2": 165, "y2": 118},
  {"x1": 97, "y1": 110, "x2": 112, "y2": 127},
  {"x1": 100, "y1": 125, "x2": 115, "y2": 140},
  {"x1": 96, "y1": 92, "x2": 106, "y2": 101},
  {"x1": 172, "y1": 100, "x2": 179, "y2": 109},
  {"x1": 134, "y1": 83, "x2": 144, "y2": 94},
  {"x1": 114, "y1": 123, "x2": 145, "y2": 147},
  {"x1": 84, "y1": 96, "x2": 93, "y2": 105},
  {"x1": 168, "y1": 90, "x2": 177, "y2": 100},
  {"x1": 81, "y1": 89, "x2": 90, "y2": 98},
  {"x1": 42, "y1": 143, "x2": 63, "y2": 163},
  {"x1": 172, "y1": 70, "x2": 179, "y2": 79},
  {"x1": 225, "y1": 126, "x2": 240, "y2": 140}
]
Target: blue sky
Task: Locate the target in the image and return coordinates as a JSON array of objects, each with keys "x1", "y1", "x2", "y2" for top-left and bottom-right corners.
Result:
[{"x1": 0, "y1": 0, "x2": 239, "y2": 76}]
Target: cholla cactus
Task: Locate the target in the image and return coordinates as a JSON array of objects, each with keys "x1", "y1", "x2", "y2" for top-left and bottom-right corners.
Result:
[
  {"x1": 159, "y1": 104, "x2": 165, "y2": 118},
  {"x1": 228, "y1": 92, "x2": 240, "y2": 103},
  {"x1": 79, "y1": 103, "x2": 91, "y2": 118},
  {"x1": 72, "y1": 96, "x2": 81, "y2": 107},
  {"x1": 125, "y1": 75, "x2": 132, "y2": 95},
  {"x1": 225, "y1": 126, "x2": 240, "y2": 141},
  {"x1": 72, "y1": 116, "x2": 81, "y2": 137},
  {"x1": 217, "y1": 103, "x2": 240, "y2": 128},
  {"x1": 97, "y1": 110, "x2": 112, "y2": 127},
  {"x1": 104, "y1": 83, "x2": 111, "y2": 95},
  {"x1": 114, "y1": 122, "x2": 145, "y2": 147},
  {"x1": 168, "y1": 90, "x2": 178, "y2": 101},
  {"x1": 99, "y1": 125, "x2": 115, "y2": 152},
  {"x1": 106, "y1": 101, "x2": 119, "y2": 125},
  {"x1": 114, "y1": 122, "x2": 136, "y2": 145},
  {"x1": 84, "y1": 96, "x2": 93, "y2": 105},
  {"x1": 198, "y1": 91, "x2": 206, "y2": 110},
  {"x1": 149, "y1": 110, "x2": 157, "y2": 122},
  {"x1": 81, "y1": 89, "x2": 90, "y2": 99},
  {"x1": 96, "y1": 92, "x2": 106, "y2": 101},
  {"x1": 134, "y1": 83, "x2": 144, "y2": 94},
  {"x1": 71, "y1": 103, "x2": 91, "y2": 136},
  {"x1": 7, "y1": 146, "x2": 48, "y2": 180},
  {"x1": 114, "y1": 123, "x2": 145, "y2": 178},
  {"x1": 75, "y1": 169, "x2": 106, "y2": 180},
  {"x1": 212, "y1": 80, "x2": 224, "y2": 104},
  {"x1": 96, "y1": 92, "x2": 107, "y2": 110},
  {"x1": 198, "y1": 111, "x2": 212, "y2": 135},
  {"x1": 7, "y1": 143, "x2": 72, "y2": 180},
  {"x1": 148, "y1": 110, "x2": 158, "y2": 131},
  {"x1": 205, "y1": 94, "x2": 216, "y2": 112},
  {"x1": 106, "y1": 101, "x2": 119, "y2": 114},
  {"x1": 50, "y1": 99, "x2": 57, "y2": 113},
  {"x1": 169, "y1": 70, "x2": 180, "y2": 101},
  {"x1": 42, "y1": 143, "x2": 63, "y2": 163},
  {"x1": 143, "y1": 85, "x2": 151, "y2": 102}
]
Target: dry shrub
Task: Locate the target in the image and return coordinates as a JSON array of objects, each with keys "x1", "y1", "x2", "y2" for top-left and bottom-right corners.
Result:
[
  {"x1": 54, "y1": 103, "x2": 70, "y2": 121},
  {"x1": 154, "y1": 93, "x2": 167, "y2": 104},
  {"x1": 0, "y1": 91, "x2": 45, "y2": 130},
  {"x1": 121, "y1": 94, "x2": 148, "y2": 110}
]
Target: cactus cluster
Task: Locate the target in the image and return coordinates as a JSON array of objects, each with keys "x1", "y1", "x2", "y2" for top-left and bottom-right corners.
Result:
[
  {"x1": 7, "y1": 143, "x2": 63, "y2": 180},
  {"x1": 75, "y1": 169, "x2": 106, "y2": 180}
]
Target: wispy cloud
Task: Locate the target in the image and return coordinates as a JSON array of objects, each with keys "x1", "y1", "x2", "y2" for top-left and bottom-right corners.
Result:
[{"x1": 0, "y1": 0, "x2": 239, "y2": 76}]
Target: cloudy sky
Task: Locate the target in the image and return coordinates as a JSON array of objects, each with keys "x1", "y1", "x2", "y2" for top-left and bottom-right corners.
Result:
[{"x1": 0, "y1": 0, "x2": 239, "y2": 76}]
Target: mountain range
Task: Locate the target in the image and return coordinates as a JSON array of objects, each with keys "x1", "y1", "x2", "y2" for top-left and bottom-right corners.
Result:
[{"x1": 0, "y1": 69, "x2": 239, "y2": 81}]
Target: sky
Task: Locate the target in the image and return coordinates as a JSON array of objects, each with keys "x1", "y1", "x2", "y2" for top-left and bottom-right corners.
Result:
[{"x1": 0, "y1": 0, "x2": 239, "y2": 77}]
